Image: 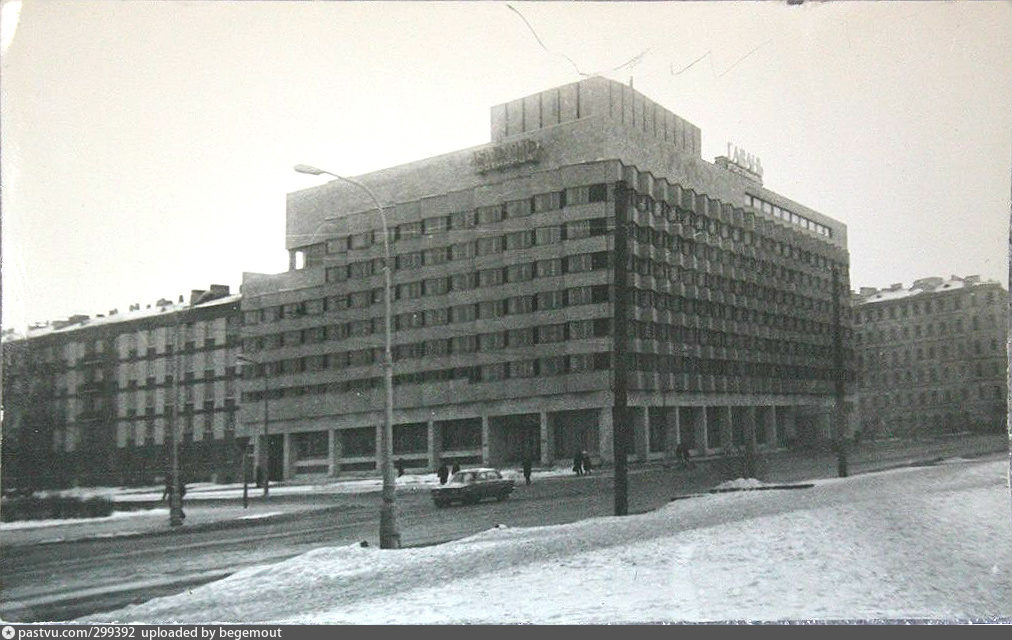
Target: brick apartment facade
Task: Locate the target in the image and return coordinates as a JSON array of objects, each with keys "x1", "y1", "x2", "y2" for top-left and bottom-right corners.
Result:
[
  {"x1": 853, "y1": 276, "x2": 1008, "y2": 437},
  {"x1": 239, "y1": 78, "x2": 855, "y2": 481},
  {"x1": 1, "y1": 286, "x2": 243, "y2": 490}
]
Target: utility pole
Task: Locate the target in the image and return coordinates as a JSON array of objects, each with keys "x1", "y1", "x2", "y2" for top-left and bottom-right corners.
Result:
[
  {"x1": 612, "y1": 180, "x2": 631, "y2": 516},
  {"x1": 169, "y1": 310, "x2": 184, "y2": 527},
  {"x1": 832, "y1": 264, "x2": 848, "y2": 477}
]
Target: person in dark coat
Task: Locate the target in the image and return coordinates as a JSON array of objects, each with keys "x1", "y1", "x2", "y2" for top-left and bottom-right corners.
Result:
[
  {"x1": 396, "y1": 459, "x2": 405, "y2": 477},
  {"x1": 451, "y1": 462, "x2": 460, "y2": 474},
  {"x1": 437, "y1": 463, "x2": 450, "y2": 485},
  {"x1": 522, "y1": 457, "x2": 533, "y2": 485},
  {"x1": 161, "y1": 472, "x2": 186, "y2": 519},
  {"x1": 573, "y1": 451, "x2": 583, "y2": 476},
  {"x1": 581, "y1": 451, "x2": 593, "y2": 475}
]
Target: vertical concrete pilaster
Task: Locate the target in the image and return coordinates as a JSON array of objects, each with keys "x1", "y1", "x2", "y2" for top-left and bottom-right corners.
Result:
[
  {"x1": 765, "y1": 406, "x2": 778, "y2": 448},
  {"x1": 694, "y1": 407, "x2": 708, "y2": 456},
  {"x1": 664, "y1": 406, "x2": 680, "y2": 463},
  {"x1": 427, "y1": 420, "x2": 438, "y2": 470},
  {"x1": 633, "y1": 406, "x2": 648, "y2": 461},
  {"x1": 599, "y1": 406, "x2": 614, "y2": 463},
  {"x1": 539, "y1": 412, "x2": 551, "y2": 466},
  {"x1": 721, "y1": 406, "x2": 733, "y2": 451},
  {"x1": 282, "y1": 432, "x2": 292, "y2": 481},
  {"x1": 481, "y1": 414, "x2": 490, "y2": 464}
]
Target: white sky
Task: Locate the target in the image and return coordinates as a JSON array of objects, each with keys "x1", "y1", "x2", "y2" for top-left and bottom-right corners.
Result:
[{"x1": 2, "y1": 1, "x2": 1010, "y2": 332}]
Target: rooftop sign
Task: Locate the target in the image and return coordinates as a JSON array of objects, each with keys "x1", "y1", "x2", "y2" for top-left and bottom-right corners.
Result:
[
  {"x1": 472, "y1": 139, "x2": 542, "y2": 174},
  {"x1": 718, "y1": 142, "x2": 763, "y2": 185}
]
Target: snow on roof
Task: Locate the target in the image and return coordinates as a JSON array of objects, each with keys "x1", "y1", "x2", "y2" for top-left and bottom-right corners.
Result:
[
  {"x1": 856, "y1": 275, "x2": 996, "y2": 306},
  {"x1": 10, "y1": 293, "x2": 241, "y2": 342}
]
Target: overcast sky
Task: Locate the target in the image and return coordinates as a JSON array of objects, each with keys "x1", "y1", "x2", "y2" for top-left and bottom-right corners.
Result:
[{"x1": 2, "y1": 1, "x2": 1010, "y2": 332}]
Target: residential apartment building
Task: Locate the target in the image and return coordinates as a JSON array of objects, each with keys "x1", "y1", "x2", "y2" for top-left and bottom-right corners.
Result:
[
  {"x1": 853, "y1": 275, "x2": 1008, "y2": 436},
  {"x1": 1, "y1": 286, "x2": 243, "y2": 490},
  {"x1": 239, "y1": 77, "x2": 854, "y2": 481}
]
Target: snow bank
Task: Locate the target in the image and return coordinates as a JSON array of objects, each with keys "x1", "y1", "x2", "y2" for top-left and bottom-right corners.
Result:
[
  {"x1": 713, "y1": 477, "x2": 768, "y2": 490},
  {"x1": 0, "y1": 508, "x2": 168, "y2": 531},
  {"x1": 82, "y1": 459, "x2": 1012, "y2": 623}
]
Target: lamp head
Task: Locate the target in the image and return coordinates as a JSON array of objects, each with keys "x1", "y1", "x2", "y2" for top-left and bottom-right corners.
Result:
[{"x1": 294, "y1": 164, "x2": 325, "y2": 175}]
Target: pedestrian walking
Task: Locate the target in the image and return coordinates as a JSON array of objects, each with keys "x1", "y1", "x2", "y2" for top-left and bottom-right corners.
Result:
[
  {"x1": 573, "y1": 451, "x2": 583, "y2": 476},
  {"x1": 437, "y1": 463, "x2": 450, "y2": 485},
  {"x1": 396, "y1": 458, "x2": 405, "y2": 477},
  {"x1": 581, "y1": 451, "x2": 593, "y2": 475},
  {"x1": 451, "y1": 462, "x2": 460, "y2": 474},
  {"x1": 161, "y1": 472, "x2": 186, "y2": 519},
  {"x1": 522, "y1": 456, "x2": 532, "y2": 485}
]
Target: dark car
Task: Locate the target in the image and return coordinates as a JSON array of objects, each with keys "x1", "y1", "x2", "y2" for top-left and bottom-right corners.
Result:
[{"x1": 431, "y1": 467, "x2": 515, "y2": 508}]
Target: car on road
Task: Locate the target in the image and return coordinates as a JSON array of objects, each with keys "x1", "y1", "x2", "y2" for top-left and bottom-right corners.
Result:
[{"x1": 431, "y1": 467, "x2": 515, "y2": 508}]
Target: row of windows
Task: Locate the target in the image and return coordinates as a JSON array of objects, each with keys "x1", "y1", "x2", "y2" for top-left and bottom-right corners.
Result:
[
  {"x1": 746, "y1": 194, "x2": 833, "y2": 238},
  {"x1": 241, "y1": 352, "x2": 613, "y2": 400},
  {"x1": 324, "y1": 225, "x2": 609, "y2": 284},
  {"x1": 861, "y1": 384, "x2": 1004, "y2": 408},
  {"x1": 857, "y1": 316, "x2": 1000, "y2": 344},
  {"x1": 246, "y1": 252, "x2": 610, "y2": 326},
  {"x1": 321, "y1": 184, "x2": 610, "y2": 255},
  {"x1": 243, "y1": 286, "x2": 611, "y2": 353},
  {"x1": 855, "y1": 290, "x2": 1004, "y2": 324},
  {"x1": 119, "y1": 399, "x2": 238, "y2": 418},
  {"x1": 625, "y1": 353, "x2": 837, "y2": 381},
  {"x1": 861, "y1": 360, "x2": 1004, "y2": 388},
  {"x1": 628, "y1": 220, "x2": 835, "y2": 277},
  {"x1": 629, "y1": 252, "x2": 834, "y2": 302},
  {"x1": 244, "y1": 319, "x2": 611, "y2": 376},
  {"x1": 626, "y1": 319, "x2": 835, "y2": 360},
  {"x1": 860, "y1": 340, "x2": 1004, "y2": 366}
]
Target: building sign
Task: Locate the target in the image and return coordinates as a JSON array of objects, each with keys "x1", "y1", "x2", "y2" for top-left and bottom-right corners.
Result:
[
  {"x1": 472, "y1": 139, "x2": 542, "y2": 174},
  {"x1": 718, "y1": 142, "x2": 763, "y2": 185}
]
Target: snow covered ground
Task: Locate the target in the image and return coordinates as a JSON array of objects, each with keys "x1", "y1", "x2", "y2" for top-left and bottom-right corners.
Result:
[
  {"x1": 32, "y1": 466, "x2": 578, "y2": 504},
  {"x1": 82, "y1": 457, "x2": 1012, "y2": 624}
]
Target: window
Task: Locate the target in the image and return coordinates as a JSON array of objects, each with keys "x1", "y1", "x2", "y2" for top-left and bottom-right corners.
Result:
[
  {"x1": 506, "y1": 262, "x2": 534, "y2": 283},
  {"x1": 450, "y1": 210, "x2": 475, "y2": 229},
  {"x1": 507, "y1": 296, "x2": 535, "y2": 315},
  {"x1": 533, "y1": 192, "x2": 562, "y2": 213},
  {"x1": 565, "y1": 254, "x2": 593, "y2": 273},
  {"x1": 396, "y1": 312, "x2": 424, "y2": 331},
  {"x1": 397, "y1": 222, "x2": 422, "y2": 240},
  {"x1": 424, "y1": 278, "x2": 449, "y2": 296},
  {"x1": 538, "y1": 324, "x2": 567, "y2": 343},
  {"x1": 510, "y1": 360, "x2": 537, "y2": 378},
  {"x1": 479, "y1": 332, "x2": 506, "y2": 351},
  {"x1": 424, "y1": 247, "x2": 448, "y2": 266},
  {"x1": 481, "y1": 362, "x2": 507, "y2": 382},
  {"x1": 451, "y1": 242, "x2": 476, "y2": 261},
  {"x1": 451, "y1": 335, "x2": 477, "y2": 353},
  {"x1": 451, "y1": 304, "x2": 476, "y2": 323},
  {"x1": 567, "y1": 286, "x2": 593, "y2": 306},
  {"x1": 539, "y1": 355, "x2": 568, "y2": 376},
  {"x1": 565, "y1": 220, "x2": 591, "y2": 240},
  {"x1": 450, "y1": 272, "x2": 478, "y2": 291},
  {"x1": 424, "y1": 308, "x2": 448, "y2": 326},
  {"x1": 505, "y1": 198, "x2": 532, "y2": 218},
  {"x1": 425, "y1": 339, "x2": 450, "y2": 357},
  {"x1": 479, "y1": 268, "x2": 504, "y2": 287},
  {"x1": 397, "y1": 252, "x2": 423, "y2": 270},
  {"x1": 476, "y1": 236, "x2": 504, "y2": 256},
  {"x1": 397, "y1": 281, "x2": 423, "y2": 300},
  {"x1": 569, "y1": 319, "x2": 594, "y2": 339},
  {"x1": 588, "y1": 184, "x2": 608, "y2": 202},
  {"x1": 506, "y1": 230, "x2": 534, "y2": 250},
  {"x1": 508, "y1": 327, "x2": 535, "y2": 347},
  {"x1": 478, "y1": 299, "x2": 506, "y2": 319},
  {"x1": 341, "y1": 427, "x2": 376, "y2": 456},
  {"x1": 423, "y1": 216, "x2": 448, "y2": 235},
  {"x1": 536, "y1": 258, "x2": 563, "y2": 278},
  {"x1": 348, "y1": 261, "x2": 373, "y2": 279},
  {"x1": 537, "y1": 290, "x2": 566, "y2": 310},
  {"x1": 477, "y1": 205, "x2": 503, "y2": 225}
]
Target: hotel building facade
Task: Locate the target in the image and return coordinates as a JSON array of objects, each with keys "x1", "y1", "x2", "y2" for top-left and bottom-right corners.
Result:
[
  {"x1": 853, "y1": 276, "x2": 1007, "y2": 437},
  {"x1": 239, "y1": 78, "x2": 854, "y2": 480}
]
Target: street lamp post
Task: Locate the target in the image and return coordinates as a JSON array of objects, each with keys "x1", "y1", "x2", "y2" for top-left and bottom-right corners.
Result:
[
  {"x1": 237, "y1": 354, "x2": 270, "y2": 498},
  {"x1": 294, "y1": 163, "x2": 400, "y2": 549},
  {"x1": 169, "y1": 314, "x2": 184, "y2": 527}
]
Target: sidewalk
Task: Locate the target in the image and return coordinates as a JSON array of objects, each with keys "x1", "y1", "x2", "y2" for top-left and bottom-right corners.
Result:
[{"x1": 2, "y1": 433, "x2": 1005, "y2": 548}]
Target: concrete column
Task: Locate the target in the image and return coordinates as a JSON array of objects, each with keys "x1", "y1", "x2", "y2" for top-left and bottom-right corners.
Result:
[
  {"x1": 633, "y1": 406, "x2": 648, "y2": 461},
  {"x1": 599, "y1": 406, "x2": 614, "y2": 463},
  {"x1": 481, "y1": 414, "x2": 490, "y2": 464},
  {"x1": 694, "y1": 407, "x2": 708, "y2": 456},
  {"x1": 764, "y1": 406, "x2": 777, "y2": 448},
  {"x1": 539, "y1": 412, "x2": 552, "y2": 466},
  {"x1": 282, "y1": 432, "x2": 293, "y2": 481},
  {"x1": 721, "y1": 406, "x2": 733, "y2": 452},
  {"x1": 745, "y1": 406, "x2": 758, "y2": 447},
  {"x1": 328, "y1": 429, "x2": 339, "y2": 476},
  {"x1": 427, "y1": 420, "x2": 438, "y2": 469},
  {"x1": 664, "y1": 406, "x2": 679, "y2": 463}
]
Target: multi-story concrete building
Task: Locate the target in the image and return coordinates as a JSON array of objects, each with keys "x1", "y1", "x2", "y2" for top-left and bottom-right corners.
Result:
[
  {"x1": 853, "y1": 275, "x2": 1007, "y2": 437},
  {"x1": 240, "y1": 78, "x2": 853, "y2": 481},
  {"x1": 1, "y1": 286, "x2": 243, "y2": 490}
]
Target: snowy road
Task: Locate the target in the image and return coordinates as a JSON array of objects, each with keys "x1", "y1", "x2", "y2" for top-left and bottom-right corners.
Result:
[{"x1": 82, "y1": 456, "x2": 1012, "y2": 623}]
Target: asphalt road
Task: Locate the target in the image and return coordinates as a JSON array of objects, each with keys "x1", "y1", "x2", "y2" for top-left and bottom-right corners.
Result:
[{"x1": 1, "y1": 433, "x2": 1005, "y2": 623}]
